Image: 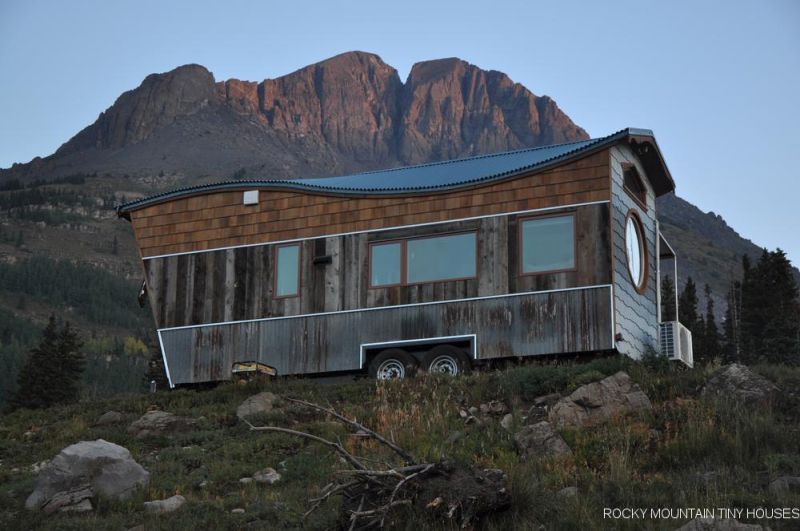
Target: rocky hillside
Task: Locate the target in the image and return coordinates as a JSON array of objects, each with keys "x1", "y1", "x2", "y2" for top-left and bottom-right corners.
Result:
[
  {"x1": 1, "y1": 51, "x2": 586, "y2": 184},
  {"x1": 2, "y1": 359, "x2": 798, "y2": 529}
]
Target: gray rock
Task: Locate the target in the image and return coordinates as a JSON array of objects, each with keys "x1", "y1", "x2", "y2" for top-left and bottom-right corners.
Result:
[
  {"x1": 702, "y1": 364, "x2": 779, "y2": 404},
  {"x1": 231, "y1": 508, "x2": 245, "y2": 513},
  {"x1": 127, "y1": 410, "x2": 197, "y2": 439},
  {"x1": 95, "y1": 411, "x2": 124, "y2": 426},
  {"x1": 144, "y1": 494, "x2": 186, "y2": 514},
  {"x1": 514, "y1": 421, "x2": 572, "y2": 459},
  {"x1": 768, "y1": 475, "x2": 800, "y2": 495},
  {"x1": 549, "y1": 372, "x2": 652, "y2": 428},
  {"x1": 500, "y1": 413, "x2": 514, "y2": 431},
  {"x1": 236, "y1": 392, "x2": 279, "y2": 419},
  {"x1": 253, "y1": 467, "x2": 281, "y2": 485},
  {"x1": 25, "y1": 439, "x2": 149, "y2": 512},
  {"x1": 468, "y1": 406, "x2": 479, "y2": 416},
  {"x1": 239, "y1": 477, "x2": 254, "y2": 484},
  {"x1": 674, "y1": 518, "x2": 764, "y2": 530},
  {"x1": 41, "y1": 484, "x2": 93, "y2": 514},
  {"x1": 557, "y1": 486, "x2": 578, "y2": 498}
]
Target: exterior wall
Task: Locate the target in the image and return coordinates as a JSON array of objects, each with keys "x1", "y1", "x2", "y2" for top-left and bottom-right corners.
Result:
[
  {"x1": 159, "y1": 286, "x2": 614, "y2": 384},
  {"x1": 145, "y1": 202, "x2": 611, "y2": 329},
  {"x1": 610, "y1": 144, "x2": 659, "y2": 358},
  {"x1": 129, "y1": 150, "x2": 611, "y2": 257}
]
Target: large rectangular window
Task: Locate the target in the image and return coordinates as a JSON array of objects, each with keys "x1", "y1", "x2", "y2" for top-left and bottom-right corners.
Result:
[
  {"x1": 520, "y1": 214, "x2": 575, "y2": 274},
  {"x1": 369, "y1": 232, "x2": 477, "y2": 287},
  {"x1": 407, "y1": 233, "x2": 476, "y2": 283},
  {"x1": 274, "y1": 244, "x2": 300, "y2": 297}
]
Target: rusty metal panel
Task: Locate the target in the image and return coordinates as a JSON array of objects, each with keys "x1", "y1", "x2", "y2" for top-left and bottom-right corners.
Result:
[{"x1": 159, "y1": 286, "x2": 613, "y2": 386}]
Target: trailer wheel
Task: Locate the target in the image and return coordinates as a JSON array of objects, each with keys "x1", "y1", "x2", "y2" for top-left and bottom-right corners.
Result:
[
  {"x1": 368, "y1": 349, "x2": 418, "y2": 380},
  {"x1": 423, "y1": 345, "x2": 471, "y2": 376}
]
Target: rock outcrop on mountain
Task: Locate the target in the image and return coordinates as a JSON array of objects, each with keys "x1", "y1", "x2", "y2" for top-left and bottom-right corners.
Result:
[{"x1": 0, "y1": 51, "x2": 587, "y2": 183}]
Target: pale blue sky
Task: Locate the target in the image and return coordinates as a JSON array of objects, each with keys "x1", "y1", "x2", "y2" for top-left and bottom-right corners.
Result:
[{"x1": 1, "y1": 0, "x2": 798, "y2": 265}]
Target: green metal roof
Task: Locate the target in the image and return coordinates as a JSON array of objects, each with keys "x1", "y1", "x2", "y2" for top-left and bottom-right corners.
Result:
[{"x1": 118, "y1": 127, "x2": 673, "y2": 216}]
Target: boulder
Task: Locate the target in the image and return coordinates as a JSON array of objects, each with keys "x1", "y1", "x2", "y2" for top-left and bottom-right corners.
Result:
[
  {"x1": 675, "y1": 518, "x2": 764, "y2": 530},
  {"x1": 127, "y1": 410, "x2": 197, "y2": 439},
  {"x1": 144, "y1": 494, "x2": 186, "y2": 514},
  {"x1": 236, "y1": 392, "x2": 279, "y2": 420},
  {"x1": 500, "y1": 414, "x2": 513, "y2": 431},
  {"x1": 95, "y1": 411, "x2": 124, "y2": 426},
  {"x1": 514, "y1": 421, "x2": 572, "y2": 460},
  {"x1": 253, "y1": 467, "x2": 281, "y2": 484},
  {"x1": 549, "y1": 372, "x2": 652, "y2": 428},
  {"x1": 25, "y1": 439, "x2": 149, "y2": 513},
  {"x1": 701, "y1": 364, "x2": 778, "y2": 403}
]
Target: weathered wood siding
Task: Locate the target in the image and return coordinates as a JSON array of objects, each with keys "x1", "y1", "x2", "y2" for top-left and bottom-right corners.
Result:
[
  {"x1": 130, "y1": 150, "x2": 611, "y2": 257},
  {"x1": 146, "y1": 203, "x2": 611, "y2": 329},
  {"x1": 159, "y1": 286, "x2": 614, "y2": 384},
  {"x1": 610, "y1": 145, "x2": 659, "y2": 358}
]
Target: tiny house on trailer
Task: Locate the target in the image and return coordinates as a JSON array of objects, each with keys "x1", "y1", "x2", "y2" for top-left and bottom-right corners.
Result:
[{"x1": 118, "y1": 128, "x2": 693, "y2": 387}]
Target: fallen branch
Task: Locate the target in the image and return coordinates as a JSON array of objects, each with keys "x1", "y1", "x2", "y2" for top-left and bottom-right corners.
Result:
[
  {"x1": 244, "y1": 398, "x2": 510, "y2": 529},
  {"x1": 286, "y1": 397, "x2": 416, "y2": 463}
]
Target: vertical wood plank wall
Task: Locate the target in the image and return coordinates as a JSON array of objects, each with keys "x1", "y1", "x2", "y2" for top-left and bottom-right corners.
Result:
[{"x1": 145, "y1": 203, "x2": 611, "y2": 329}]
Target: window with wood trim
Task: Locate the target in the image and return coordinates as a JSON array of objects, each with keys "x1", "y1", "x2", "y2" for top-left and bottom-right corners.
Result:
[
  {"x1": 625, "y1": 211, "x2": 648, "y2": 292},
  {"x1": 369, "y1": 232, "x2": 477, "y2": 288},
  {"x1": 274, "y1": 244, "x2": 300, "y2": 298},
  {"x1": 623, "y1": 164, "x2": 647, "y2": 208},
  {"x1": 519, "y1": 214, "x2": 576, "y2": 275}
]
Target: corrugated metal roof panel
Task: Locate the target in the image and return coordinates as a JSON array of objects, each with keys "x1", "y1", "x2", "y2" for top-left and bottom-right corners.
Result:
[{"x1": 118, "y1": 127, "x2": 670, "y2": 215}]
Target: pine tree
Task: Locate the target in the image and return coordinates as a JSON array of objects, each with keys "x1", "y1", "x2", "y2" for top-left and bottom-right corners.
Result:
[
  {"x1": 678, "y1": 276, "x2": 700, "y2": 335},
  {"x1": 8, "y1": 316, "x2": 85, "y2": 410},
  {"x1": 740, "y1": 249, "x2": 800, "y2": 364},
  {"x1": 723, "y1": 280, "x2": 742, "y2": 362},
  {"x1": 698, "y1": 283, "x2": 721, "y2": 363},
  {"x1": 759, "y1": 249, "x2": 800, "y2": 364},
  {"x1": 661, "y1": 275, "x2": 676, "y2": 321}
]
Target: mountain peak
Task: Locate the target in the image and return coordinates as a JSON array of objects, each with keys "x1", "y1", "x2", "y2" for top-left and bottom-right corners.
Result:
[{"x1": 2, "y1": 51, "x2": 587, "y2": 180}]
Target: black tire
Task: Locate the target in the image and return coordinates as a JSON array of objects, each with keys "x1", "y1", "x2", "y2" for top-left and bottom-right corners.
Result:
[
  {"x1": 368, "y1": 348, "x2": 418, "y2": 380},
  {"x1": 422, "y1": 345, "x2": 471, "y2": 376}
]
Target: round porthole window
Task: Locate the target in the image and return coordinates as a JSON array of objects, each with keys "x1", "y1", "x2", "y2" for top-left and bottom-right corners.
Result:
[{"x1": 625, "y1": 213, "x2": 646, "y2": 290}]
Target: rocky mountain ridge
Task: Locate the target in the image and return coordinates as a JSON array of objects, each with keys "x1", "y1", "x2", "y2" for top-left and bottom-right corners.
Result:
[{"x1": 2, "y1": 52, "x2": 586, "y2": 183}]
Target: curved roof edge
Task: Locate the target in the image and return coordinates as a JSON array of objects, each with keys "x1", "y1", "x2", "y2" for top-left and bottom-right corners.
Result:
[{"x1": 117, "y1": 127, "x2": 674, "y2": 218}]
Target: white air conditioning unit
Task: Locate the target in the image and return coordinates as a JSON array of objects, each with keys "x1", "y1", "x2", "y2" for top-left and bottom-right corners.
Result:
[{"x1": 659, "y1": 321, "x2": 693, "y2": 367}]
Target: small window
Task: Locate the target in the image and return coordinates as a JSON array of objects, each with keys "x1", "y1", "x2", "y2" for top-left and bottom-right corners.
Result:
[
  {"x1": 520, "y1": 215, "x2": 575, "y2": 274},
  {"x1": 274, "y1": 244, "x2": 300, "y2": 298},
  {"x1": 368, "y1": 232, "x2": 477, "y2": 288},
  {"x1": 407, "y1": 233, "x2": 476, "y2": 284},
  {"x1": 623, "y1": 165, "x2": 647, "y2": 208},
  {"x1": 625, "y1": 213, "x2": 647, "y2": 290},
  {"x1": 370, "y1": 242, "x2": 402, "y2": 287}
]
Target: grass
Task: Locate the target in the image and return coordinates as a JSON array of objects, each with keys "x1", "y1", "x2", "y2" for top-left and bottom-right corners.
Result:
[{"x1": 0, "y1": 357, "x2": 798, "y2": 530}]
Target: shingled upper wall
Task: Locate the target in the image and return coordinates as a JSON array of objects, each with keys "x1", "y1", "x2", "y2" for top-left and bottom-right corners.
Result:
[{"x1": 130, "y1": 150, "x2": 611, "y2": 257}]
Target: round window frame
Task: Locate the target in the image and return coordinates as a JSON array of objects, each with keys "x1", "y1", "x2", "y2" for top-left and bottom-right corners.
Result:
[{"x1": 624, "y1": 210, "x2": 648, "y2": 294}]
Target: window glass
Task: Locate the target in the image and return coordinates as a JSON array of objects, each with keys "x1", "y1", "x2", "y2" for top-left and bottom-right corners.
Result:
[
  {"x1": 521, "y1": 215, "x2": 575, "y2": 273},
  {"x1": 625, "y1": 216, "x2": 644, "y2": 286},
  {"x1": 407, "y1": 233, "x2": 476, "y2": 283},
  {"x1": 275, "y1": 245, "x2": 299, "y2": 297},
  {"x1": 370, "y1": 242, "x2": 402, "y2": 286}
]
